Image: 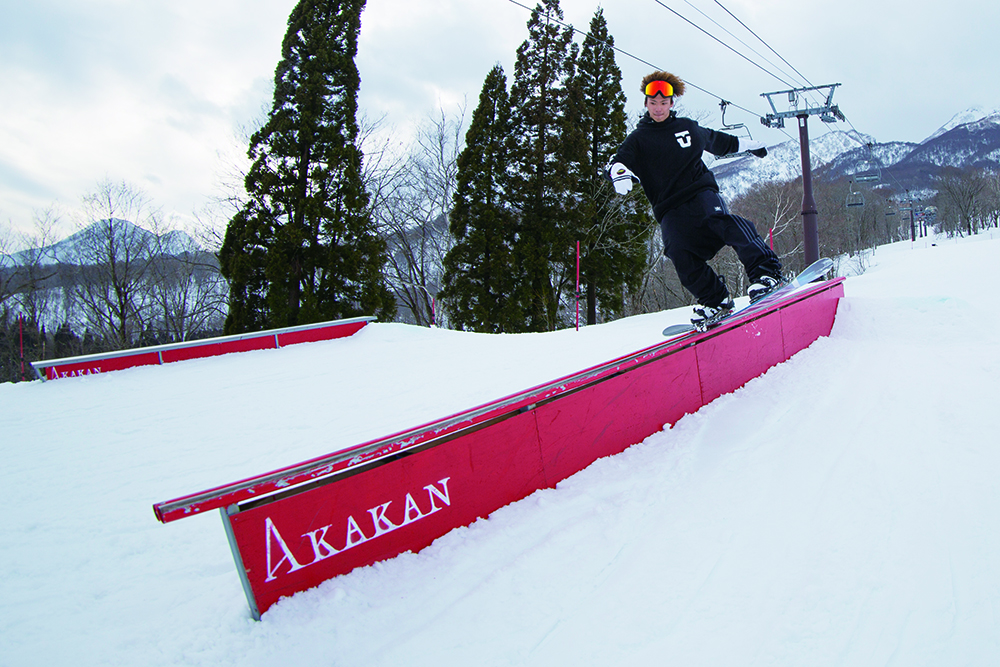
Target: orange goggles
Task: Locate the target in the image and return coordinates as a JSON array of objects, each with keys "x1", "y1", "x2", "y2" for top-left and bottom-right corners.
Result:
[{"x1": 644, "y1": 80, "x2": 674, "y2": 98}]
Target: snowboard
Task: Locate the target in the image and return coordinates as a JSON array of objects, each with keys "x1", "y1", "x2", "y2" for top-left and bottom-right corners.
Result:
[{"x1": 662, "y1": 258, "x2": 834, "y2": 337}]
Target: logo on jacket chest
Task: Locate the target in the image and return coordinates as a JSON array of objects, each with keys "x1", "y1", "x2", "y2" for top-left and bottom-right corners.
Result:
[{"x1": 674, "y1": 130, "x2": 692, "y2": 148}]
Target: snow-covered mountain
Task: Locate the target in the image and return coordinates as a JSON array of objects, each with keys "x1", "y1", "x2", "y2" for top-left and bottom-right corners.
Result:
[
  {"x1": 714, "y1": 107, "x2": 1000, "y2": 199},
  {"x1": 923, "y1": 106, "x2": 1000, "y2": 144},
  {"x1": 891, "y1": 111, "x2": 1000, "y2": 181},
  {"x1": 9, "y1": 219, "x2": 203, "y2": 266},
  {"x1": 714, "y1": 129, "x2": 880, "y2": 200},
  {"x1": 816, "y1": 139, "x2": 918, "y2": 181}
]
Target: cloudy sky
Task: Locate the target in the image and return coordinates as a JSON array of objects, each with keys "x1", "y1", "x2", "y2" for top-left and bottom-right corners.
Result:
[{"x1": 2, "y1": 0, "x2": 998, "y2": 240}]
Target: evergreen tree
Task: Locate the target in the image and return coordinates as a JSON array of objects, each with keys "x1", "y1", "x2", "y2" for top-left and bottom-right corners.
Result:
[
  {"x1": 507, "y1": 0, "x2": 580, "y2": 331},
  {"x1": 219, "y1": 0, "x2": 394, "y2": 334},
  {"x1": 440, "y1": 65, "x2": 523, "y2": 332},
  {"x1": 571, "y1": 9, "x2": 653, "y2": 324}
]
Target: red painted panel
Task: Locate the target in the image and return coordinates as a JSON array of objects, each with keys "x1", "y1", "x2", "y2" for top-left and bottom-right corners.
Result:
[
  {"x1": 277, "y1": 321, "x2": 367, "y2": 346},
  {"x1": 779, "y1": 281, "x2": 843, "y2": 357},
  {"x1": 228, "y1": 410, "x2": 547, "y2": 615},
  {"x1": 161, "y1": 336, "x2": 277, "y2": 363},
  {"x1": 44, "y1": 351, "x2": 163, "y2": 380},
  {"x1": 536, "y1": 346, "x2": 702, "y2": 485},
  {"x1": 695, "y1": 309, "x2": 788, "y2": 404}
]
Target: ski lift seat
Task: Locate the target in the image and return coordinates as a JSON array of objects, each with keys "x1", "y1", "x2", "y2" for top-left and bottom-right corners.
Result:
[
  {"x1": 854, "y1": 169, "x2": 881, "y2": 183},
  {"x1": 846, "y1": 179, "x2": 865, "y2": 208},
  {"x1": 718, "y1": 99, "x2": 753, "y2": 140}
]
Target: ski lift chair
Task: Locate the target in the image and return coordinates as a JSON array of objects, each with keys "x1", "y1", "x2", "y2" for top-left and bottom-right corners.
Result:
[
  {"x1": 719, "y1": 100, "x2": 752, "y2": 140},
  {"x1": 846, "y1": 181, "x2": 865, "y2": 208},
  {"x1": 855, "y1": 148, "x2": 882, "y2": 183},
  {"x1": 854, "y1": 168, "x2": 881, "y2": 183}
]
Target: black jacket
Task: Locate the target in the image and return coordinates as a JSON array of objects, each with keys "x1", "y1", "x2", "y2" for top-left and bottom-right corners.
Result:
[{"x1": 614, "y1": 111, "x2": 739, "y2": 221}]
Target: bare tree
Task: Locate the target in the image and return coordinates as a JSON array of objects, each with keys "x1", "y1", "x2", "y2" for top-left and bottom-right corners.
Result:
[
  {"x1": 983, "y1": 170, "x2": 1000, "y2": 229},
  {"x1": 934, "y1": 166, "x2": 989, "y2": 237},
  {"x1": 732, "y1": 180, "x2": 802, "y2": 258},
  {"x1": 69, "y1": 180, "x2": 159, "y2": 349},
  {"x1": 146, "y1": 219, "x2": 228, "y2": 342},
  {"x1": 0, "y1": 211, "x2": 65, "y2": 379},
  {"x1": 1, "y1": 210, "x2": 63, "y2": 322},
  {"x1": 15, "y1": 210, "x2": 63, "y2": 324},
  {"x1": 722, "y1": 178, "x2": 804, "y2": 288},
  {"x1": 359, "y1": 112, "x2": 409, "y2": 233},
  {"x1": 367, "y1": 107, "x2": 466, "y2": 327},
  {"x1": 0, "y1": 221, "x2": 17, "y2": 311}
]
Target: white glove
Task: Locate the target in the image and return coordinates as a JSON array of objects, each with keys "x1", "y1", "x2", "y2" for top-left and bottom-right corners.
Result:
[
  {"x1": 609, "y1": 162, "x2": 636, "y2": 194},
  {"x1": 738, "y1": 138, "x2": 767, "y2": 158}
]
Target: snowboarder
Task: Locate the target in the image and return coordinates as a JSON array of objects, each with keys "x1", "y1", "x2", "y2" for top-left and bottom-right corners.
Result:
[{"x1": 610, "y1": 71, "x2": 784, "y2": 328}]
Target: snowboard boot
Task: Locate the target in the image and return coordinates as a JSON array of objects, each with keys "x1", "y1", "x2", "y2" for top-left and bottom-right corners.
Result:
[
  {"x1": 748, "y1": 274, "x2": 783, "y2": 303},
  {"x1": 691, "y1": 295, "x2": 735, "y2": 331}
]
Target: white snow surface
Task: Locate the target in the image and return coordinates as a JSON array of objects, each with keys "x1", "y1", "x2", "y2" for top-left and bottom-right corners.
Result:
[{"x1": 3, "y1": 232, "x2": 1000, "y2": 666}]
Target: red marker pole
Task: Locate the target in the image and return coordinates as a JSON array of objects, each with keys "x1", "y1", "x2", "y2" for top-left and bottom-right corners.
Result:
[
  {"x1": 19, "y1": 314, "x2": 26, "y2": 381},
  {"x1": 575, "y1": 241, "x2": 581, "y2": 331}
]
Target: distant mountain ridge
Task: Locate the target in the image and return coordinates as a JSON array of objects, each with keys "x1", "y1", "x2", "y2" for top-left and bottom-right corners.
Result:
[
  {"x1": 714, "y1": 107, "x2": 1000, "y2": 199},
  {"x1": 8, "y1": 219, "x2": 203, "y2": 266},
  {"x1": 9, "y1": 106, "x2": 1000, "y2": 264},
  {"x1": 923, "y1": 107, "x2": 1000, "y2": 143}
]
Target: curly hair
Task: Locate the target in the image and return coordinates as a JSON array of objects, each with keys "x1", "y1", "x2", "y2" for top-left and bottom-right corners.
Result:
[{"x1": 640, "y1": 71, "x2": 685, "y2": 97}]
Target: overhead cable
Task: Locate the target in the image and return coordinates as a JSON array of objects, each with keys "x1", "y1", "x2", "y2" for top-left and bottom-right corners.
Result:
[
  {"x1": 681, "y1": 0, "x2": 804, "y2": 89},
  {"x1": 712, "y1": 0, "x2": 816, "y2": 91},
  {"x1": 649, "y1": 0, "x2": 798, "y2": 89},
  {"x1": 504, "y1": 0, "x2": 761, "y2": 119}
]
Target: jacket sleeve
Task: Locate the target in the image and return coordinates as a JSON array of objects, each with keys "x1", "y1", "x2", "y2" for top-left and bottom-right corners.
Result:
[
  {"x1": 701, "y1": 126, "x2": 740, "y2": 158},
  {"x1": 612, "y1": 133, "x2": 642, "y2": 180}
]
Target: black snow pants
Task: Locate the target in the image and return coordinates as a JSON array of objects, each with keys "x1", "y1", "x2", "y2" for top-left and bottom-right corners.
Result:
[{"x1": 659, "y1": 189, "x2": 782, "y2": 307}]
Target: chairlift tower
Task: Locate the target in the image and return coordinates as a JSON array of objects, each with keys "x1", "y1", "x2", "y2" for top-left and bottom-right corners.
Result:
[
  {"x1": 760, "y1": 84, "x2": 846, "y2": 265},
  {"x1": 900, "y1": 190, "x2": 921, "y2": 242}
]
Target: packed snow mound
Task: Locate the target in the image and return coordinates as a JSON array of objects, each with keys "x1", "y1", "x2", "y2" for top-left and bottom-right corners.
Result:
[{"x1": 3, "y1": 232, "x2": 1000, "y2": 666}]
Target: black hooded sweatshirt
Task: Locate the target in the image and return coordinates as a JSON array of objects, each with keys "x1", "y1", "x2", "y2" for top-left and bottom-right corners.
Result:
[{"x1": 613, "y1": 110, "x2": 739, "y2": 222}]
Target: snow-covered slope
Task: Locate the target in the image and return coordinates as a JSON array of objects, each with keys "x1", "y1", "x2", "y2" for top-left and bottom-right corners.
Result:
[{"x1": 3, "y1": 232, "x2": 1000, "y2": 666}]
